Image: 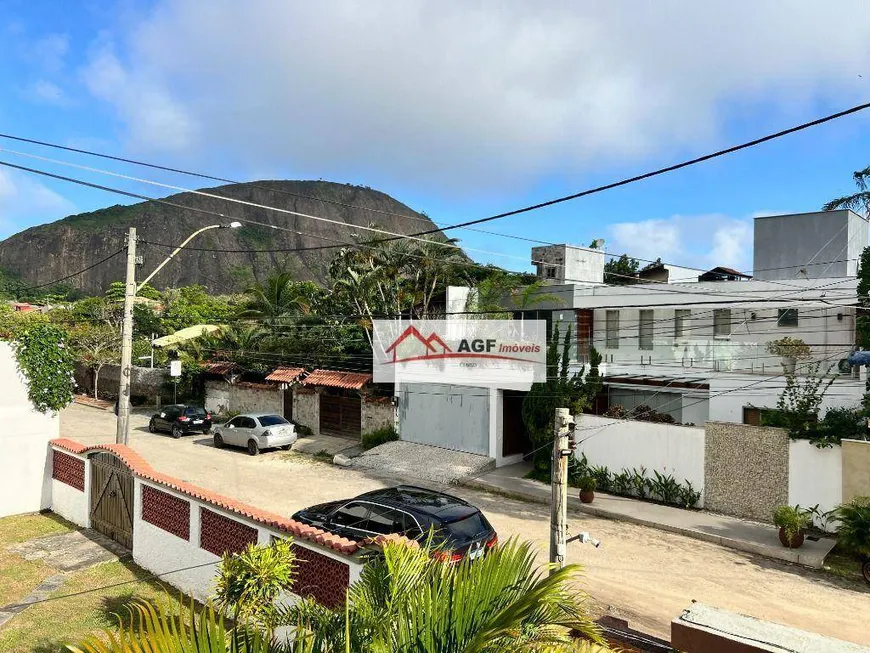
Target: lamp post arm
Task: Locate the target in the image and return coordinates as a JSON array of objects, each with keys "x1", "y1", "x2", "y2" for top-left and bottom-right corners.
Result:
[{"x1": 136, "y1": 224, "x2": 220, "y2": 291}]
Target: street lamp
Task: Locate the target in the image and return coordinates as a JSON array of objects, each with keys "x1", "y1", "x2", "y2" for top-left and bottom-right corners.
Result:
[{"x1": 116, "y1": 221, "x2": 242, "y2": 444}]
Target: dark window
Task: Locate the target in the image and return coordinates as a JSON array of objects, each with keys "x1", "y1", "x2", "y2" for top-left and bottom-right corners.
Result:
[
  {"x1": 185, "y1": 406, "x2": 207, "y2": 417},
  {"x1": 226, "y1": 416, "x2": 243, "y2": 427},
  {"x1": 243, "y1": 417, "x2": 258, "y2": 429},
  {"x1": 164, "y1": 406, "x2": 181, "y2": 420},
  {"x1": 438, "y1": 512, "x2": 490, "y2": 545},
  {"x1": 545, "y1": 266, "x2": 556, "y2": 279},
  {"x1": 777, "y1": 308, "x2": 798, "y2": 327},
  {"x1": 605, "y1": 310, "x2": 620, "y2": 349},
  {"x1": 713, "y1": 309, "x2": 731, "y2": 336},
  {"x1": 638, "y1": 310, "x2": 654, "y2": 350},
  {"x1": 331, "y1": 502, "x2": 370, "y2": 530},
  {"x1": 674, "y1": 309, "x2": 691, "y2": 338},
  {"x1": 365, "y1": 504, "x2": 401, "y2": 535},
  {"x1": 258, "y1": 415, "x2": 289, "y2": 427}
]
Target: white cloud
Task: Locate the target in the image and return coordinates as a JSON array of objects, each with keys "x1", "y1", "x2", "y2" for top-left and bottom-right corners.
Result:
[
  {"x1": 0, "y1": 169, "x2": 77, "y2": 239},
  {"x1": 80, "y1": 1, "x2": 870, "y2": 191},
  {"x1": 607, "y1": 214, "x2": 754, "y2": 273},
  {"x1": 24, "y1": 79, "x2": 70, "y2": 106}
]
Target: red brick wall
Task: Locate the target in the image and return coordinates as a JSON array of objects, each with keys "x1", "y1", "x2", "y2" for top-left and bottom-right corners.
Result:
[
  {"x1": 291, "y1": 543, "x2": 350, "y2": 609},
  {"x1": 52, "y1": 450, "x2": 85, "y2": 491},
  {"x1": 142, "y1": 485, "x2": 190, "y2": 540},
  {"x1": 199, "y1": 508, "x2": 258, "y2": 556}
]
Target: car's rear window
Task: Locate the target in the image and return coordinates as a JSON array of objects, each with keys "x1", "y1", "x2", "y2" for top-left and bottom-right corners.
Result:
[
  {"x1": 258, "y1": 415, "x2": 289, "y2": 426},
  {"x1": 185, "y1": 407, "x2": 207, "y2": 417},
  {"x1": 439, "y1": 512, "x2": 489, "y2": 544}
]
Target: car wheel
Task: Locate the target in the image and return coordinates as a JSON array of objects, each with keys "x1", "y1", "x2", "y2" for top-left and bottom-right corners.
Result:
[
  {"x1": 247, "y1": 440, "x2": 259, "y2": 456},
  {"x1": 148, "y1": 419, "x2": 156, "y2": 433},
  {"x1": 202, "y1": 426, "x2": 212, "y2": 435},
  {"x1": 213, "y1": 433, "x2": 224, "y2": 449},
  {"x1": 281, "y1": 444, "x2": 291, "y2": 450},
  {"x1": 172, "y1": 425, "x2": 182, "y2": 439},
  {"x1": 863, "y1": 559, "x2": 870, "y2": 585}
]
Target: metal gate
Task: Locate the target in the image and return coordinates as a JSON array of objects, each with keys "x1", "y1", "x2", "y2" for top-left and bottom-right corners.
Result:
[
  {"x1": 89, "y1": 452, "x2": 135, "y2": 549},
  {"x1": 320, "y1": 394, "x2": 362, "y2": 438}
]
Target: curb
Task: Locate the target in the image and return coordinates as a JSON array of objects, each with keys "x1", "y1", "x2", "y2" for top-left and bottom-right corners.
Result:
[{"x1": 465, "y1": 479, "x2": 833, "y2": 568}]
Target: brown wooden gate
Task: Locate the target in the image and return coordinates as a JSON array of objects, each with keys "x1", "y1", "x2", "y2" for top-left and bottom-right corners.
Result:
[
  {"x1": 89, "y1": 452, "x2": 135, "y2": 549},
  {"x1": 320, "y1": 394, "x2": 362, "y2": 438}
]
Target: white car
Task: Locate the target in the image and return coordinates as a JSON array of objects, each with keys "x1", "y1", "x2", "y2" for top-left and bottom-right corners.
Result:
[{"x1": 212, "y1": 413, "x2": 297, "y2": 455}]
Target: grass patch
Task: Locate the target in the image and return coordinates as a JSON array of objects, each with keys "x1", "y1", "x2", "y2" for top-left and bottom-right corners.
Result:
[
  {"x1": 0, "y1": 513, "x2": 74, "y2": 549},
  {"x1": 823, "y1": 546, "x2": 867, "y2": 584},
  {"x1": 0, "y1": 559, "x2": 185, "y2": 653},
  {"x1": 0, "y1": 513, "x2": 76, "y2": 608},
  {"x1": 361, "y1": 425, "x2": 398, "y2": 451}
]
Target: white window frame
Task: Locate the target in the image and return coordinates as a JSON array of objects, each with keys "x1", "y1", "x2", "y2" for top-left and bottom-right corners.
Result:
[{"x1": 605, "y1": 310, "x2": 620, "y2": 349}]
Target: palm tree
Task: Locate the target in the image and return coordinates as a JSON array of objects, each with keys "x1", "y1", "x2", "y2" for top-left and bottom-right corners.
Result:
[
  {"x1": 284, "y1": 538, "x2": 606, "y2": 653},
  {"x1": 824, "y1": 166, "x2": 870, "y2": 214},
  {"x1": 243, "y1": 272, "x2": 312, "y2": 326},
  {"x1": 69, "y1": 539, "x2": 609, "y2": 653}
]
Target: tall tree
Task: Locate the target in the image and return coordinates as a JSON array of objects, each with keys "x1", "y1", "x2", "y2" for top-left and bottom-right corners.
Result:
[
  {"x1": 69, "y1": 323, "x2": 121, "y2": 398},
  {"x1": 824, "y1": 166, "x2": 870, "y2": 214},
  {"x1": 603, "y1": 254, "x2": 639, "y2": 285}
]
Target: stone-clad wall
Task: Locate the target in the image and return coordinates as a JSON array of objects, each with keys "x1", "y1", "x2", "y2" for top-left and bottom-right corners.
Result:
[{"x1": 704, "y1": 422, "x2": 789, "y2": 522}]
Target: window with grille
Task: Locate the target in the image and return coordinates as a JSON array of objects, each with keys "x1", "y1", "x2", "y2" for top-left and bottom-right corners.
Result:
[
  {"x1": 777, "y1": 308, "x2": 798, "y2": 327},
  {"x1": 713, "y1": 309, "x2": 731, "y2": 336},
  {"x1": 674, "y1": 309, "x2": 691, "y2": 338},
  {"x1": 605, "y1": 310, "x2": 620, "y2": 349},
  {"x1": 638, "y1": 310, "x2": 654, "y2": 350}
]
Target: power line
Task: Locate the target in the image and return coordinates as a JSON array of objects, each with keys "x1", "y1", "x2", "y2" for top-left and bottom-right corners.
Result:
[{"x1": 405, "y1": 100, "x2": 870, "y2": 235}]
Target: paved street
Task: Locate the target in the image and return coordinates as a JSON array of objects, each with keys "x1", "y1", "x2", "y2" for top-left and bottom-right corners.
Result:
[{"x1": 61, "y1": 403, "x2": 870, "y2": 644}]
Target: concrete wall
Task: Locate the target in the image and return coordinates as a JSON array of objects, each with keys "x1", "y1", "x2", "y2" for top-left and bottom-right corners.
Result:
[
  {"x1": 753, "y1": 210, "x2": 866, "y2": 280},
  {"x1": 704, "y1": 422, "x2": 789, "y2": 522},
  {"x1": 0, "y1": 342, "x2": 59, "y2": 518},
  {"x1": 531, "y1": 244, "x2": 605, "y2": 285},
  {"x1": 788, "y1": 440, "x2": 842, "y2": 529},
  {"x1": 49, "y1": 450, "x2": 90, "y2": 528},
  {"x1": 362, "y1": 399, "x2": 394, "y2": 434},
  {"x1": 75, "y1": 363, "x2": 169, "y2": 399},
  {"x1": 575, "y1": 415, "x2": 706, "y2": 505},
  {"x1": 293, "y1": 389, "x2": 319, "y2": 434},
  {"x1": 842, "y1": 439, "x2": 870, "y2": 503},
  {"x1": 132, "y1": 478, "x2": 364, "y2": 604},
  {"x1": 204, "y1": 380, "x2": 281, "y2": 417},
  {"x1": 398, "y1": 383, "x2": 490, "y2": 456}
]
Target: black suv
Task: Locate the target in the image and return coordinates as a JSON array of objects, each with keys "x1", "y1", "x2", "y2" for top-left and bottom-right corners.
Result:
[
  {"x1": 292, "y1": 485, "x2": 497, "y2": 561},
  {"x1": 149, "y1": 404, "x2": 212, "y2": 438}
]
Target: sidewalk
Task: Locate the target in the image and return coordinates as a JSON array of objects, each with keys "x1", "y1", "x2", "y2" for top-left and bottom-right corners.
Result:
[{"x1": 466, "y1": 462, "x2": 837, "y2": 568}]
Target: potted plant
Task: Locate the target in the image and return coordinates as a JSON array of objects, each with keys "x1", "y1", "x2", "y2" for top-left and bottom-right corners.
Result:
[
  {"x1": 578, "y1": 476, "x2": 597, "y2": 504},
  {"x1": 832, "y1": 496, "x2": 870, "y2": 584},
  {"x1": 773, "y1": 505, "x2": 812, "y2": 549},
  {"x1": 766, "y1": 337, "x2": 812, "y2": 374}
]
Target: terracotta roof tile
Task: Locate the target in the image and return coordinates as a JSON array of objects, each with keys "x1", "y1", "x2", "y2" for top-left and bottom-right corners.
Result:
[
  {"x1": 302, "y1": 369, "x2": 372, "y2": 390},
  {"x1": 265, "y1": 367, "x2": 306, "y2": 383},
  {"x1": 200, "y1": 361, "x2": 239, "y2": 375},
  {"x1": 49, "y1": 438, "x2": 361, "y2": 554}
]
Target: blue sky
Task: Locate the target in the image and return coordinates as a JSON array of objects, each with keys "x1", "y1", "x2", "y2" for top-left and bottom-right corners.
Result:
[{"x1": 2, "y1": 1, "x2": 870, "y2": 276}]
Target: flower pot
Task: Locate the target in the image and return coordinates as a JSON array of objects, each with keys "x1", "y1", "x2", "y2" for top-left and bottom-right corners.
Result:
[
  {"x1": 579, "y1": 490, "x2": 595, "y2": 504},
  {"x1": 778, "y1": 527, "x2": 804, "y2": 549},
  {"x1": 780, "y1": 356, "x2": 797, "y2": 375}
]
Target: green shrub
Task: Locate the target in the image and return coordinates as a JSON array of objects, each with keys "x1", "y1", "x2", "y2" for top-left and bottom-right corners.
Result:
[
  {"x1": 361, "y1": 425, "x2": 398, "y2": 450},
  {"x1": 773, "y1": 505, "x2": 812, "y2": 542},
  {"x1": 577, "y1": 476, "x2": 596, "y2": 492},
  {"x1": 590, "y1": 465, "x2": 612, "y2": 492},
  {"x1": 834, "y1": 496, "x2": 870, "y2": 557}
]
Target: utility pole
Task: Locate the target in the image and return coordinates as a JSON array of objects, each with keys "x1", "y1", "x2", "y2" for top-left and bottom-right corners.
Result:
[
  {"x1": 549, "y1": 407, "x2": 570, "y2": 572},
  {"x1": 116, "y1": 227, "x2": 136, "y2": 445}
]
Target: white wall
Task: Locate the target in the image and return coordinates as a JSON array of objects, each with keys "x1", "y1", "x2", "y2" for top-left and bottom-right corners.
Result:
[
  {"x1": 50, "y1": 451, "x2": 90, "y2": 528},
  {"x1": 575, "y1": 414, "x2": 706, "y2": 505},
  {"x1": 788, "y1": 440, "x2": 842, "y2": 530},
  {"x1": 204, "y1": 380, "x2": 230, "y2": 416},
  {"x1": 204, "y1": 381, "x2": 281, "y2": 417},
  {"x1": 0, "y1": 342, "x2": 60, "y2": 518},
  {"x1": 133, "y1": 478, "x2": 365, "y2": 603}
]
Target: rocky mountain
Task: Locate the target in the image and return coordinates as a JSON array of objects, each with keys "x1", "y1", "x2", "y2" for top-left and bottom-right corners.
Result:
[{"x1": 0, "y1": 180, "x2": 446, "y2": 295}]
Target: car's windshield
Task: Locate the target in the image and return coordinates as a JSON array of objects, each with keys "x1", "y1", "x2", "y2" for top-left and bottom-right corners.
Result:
[
  {"x1": 258, "y1": 415, "x2": 289, "y2": 426},
  {"x1": 185, "y1": 407, "x2": 207, "y2": 417},
  {"x1": 438, "y1": 512, "x2": 490, "y2": 545}
]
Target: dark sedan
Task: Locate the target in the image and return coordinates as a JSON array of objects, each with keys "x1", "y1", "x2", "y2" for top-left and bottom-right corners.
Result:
[
  {"x1": 149, "y1": 404, "x2": 212, "y2": 438},
  {"x1": 292, "y1": 485, "x2": 497, "y2": 561}
]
